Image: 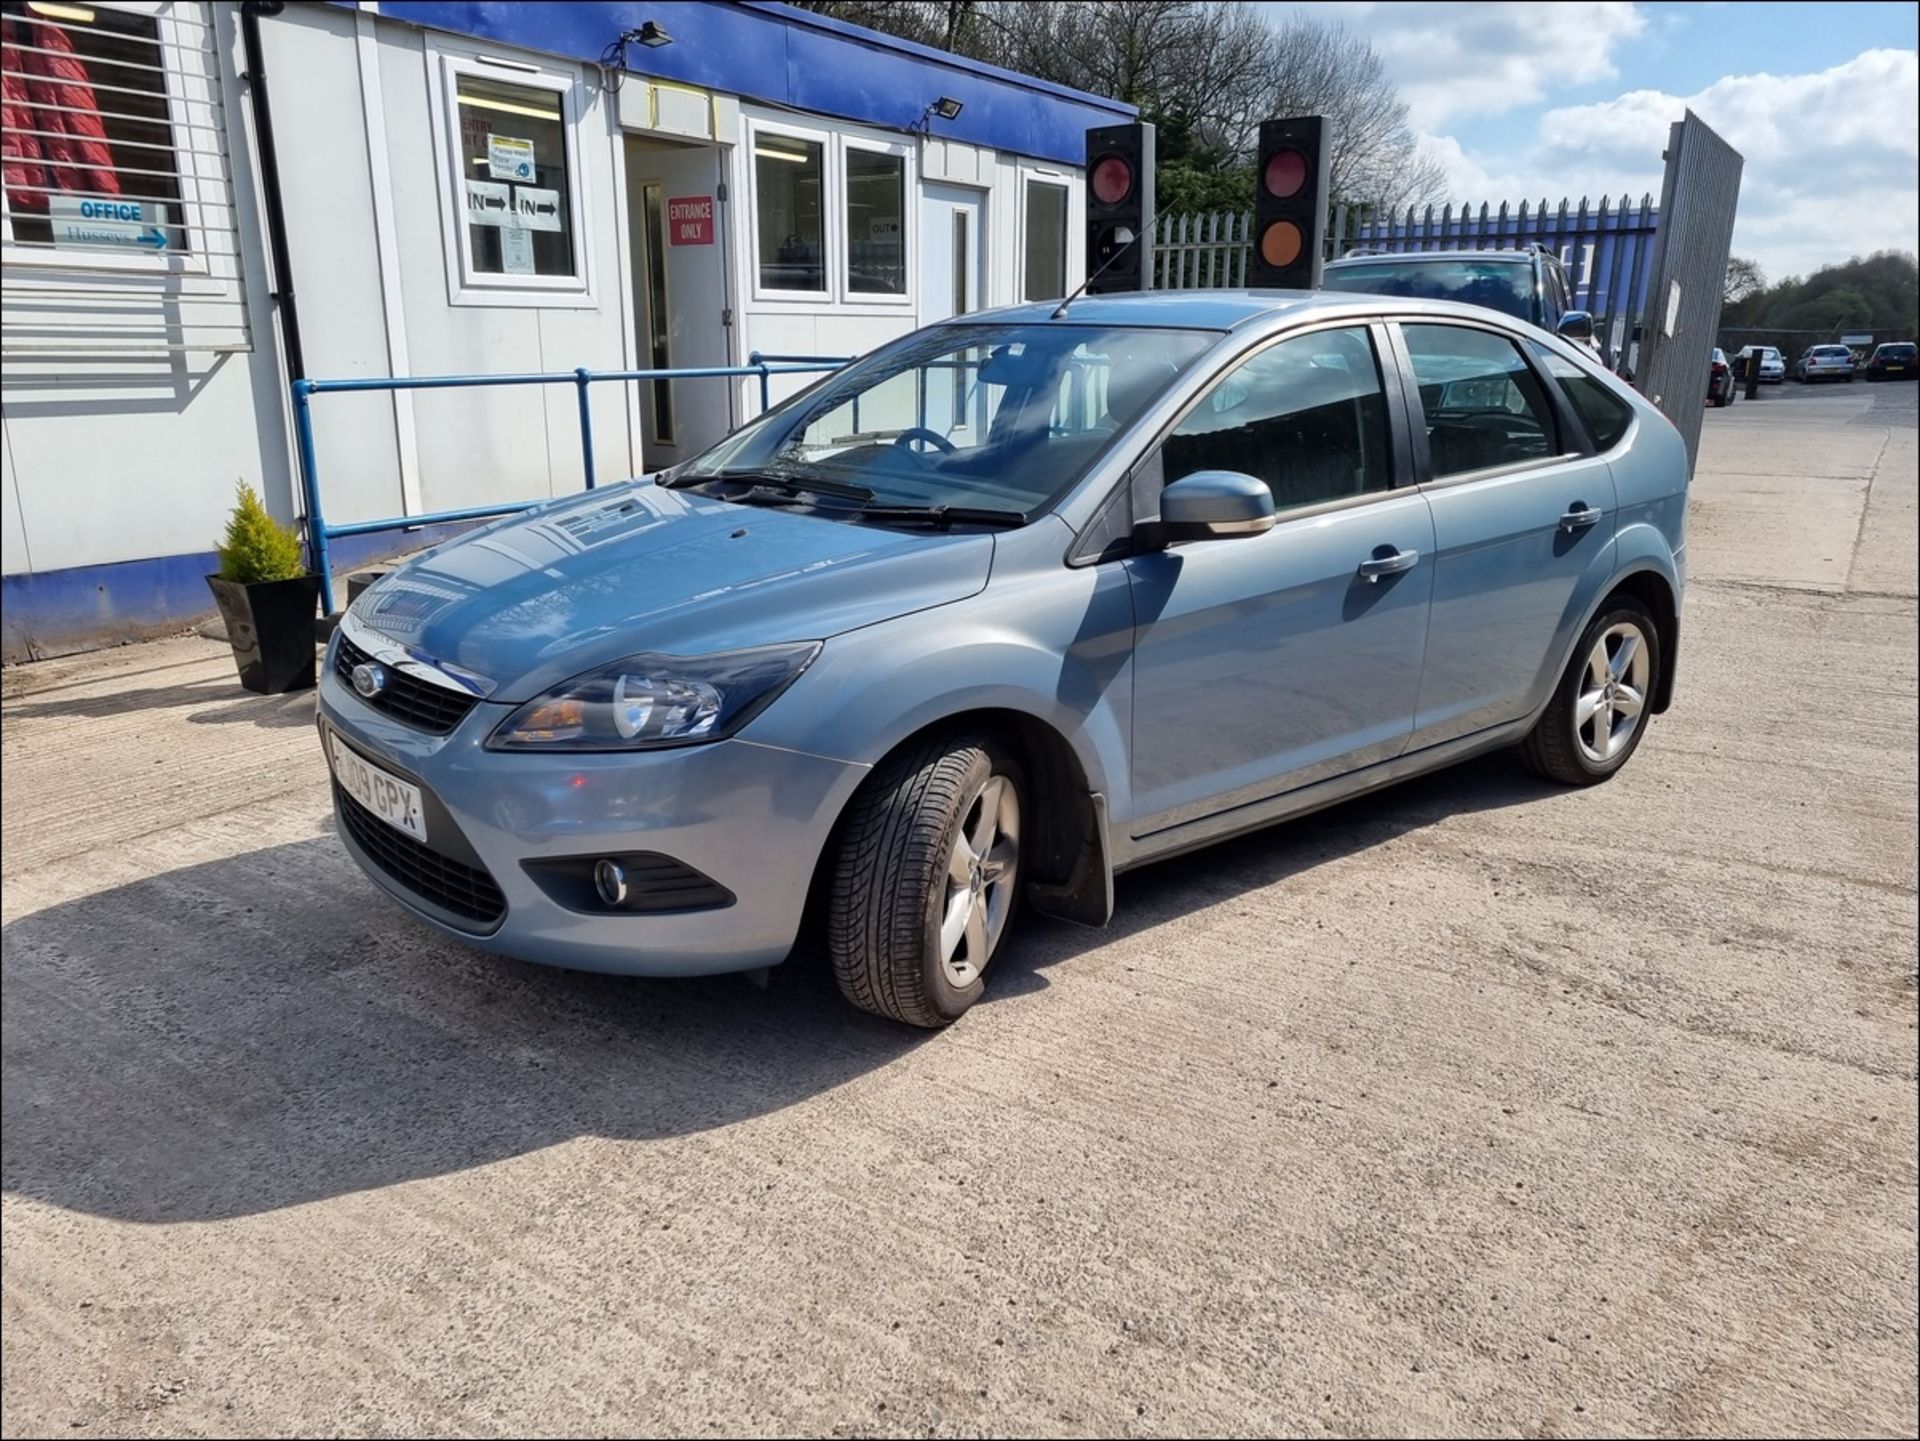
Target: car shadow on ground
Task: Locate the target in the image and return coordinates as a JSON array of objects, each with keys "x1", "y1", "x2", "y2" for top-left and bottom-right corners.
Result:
[{"x1": 0, "y1": 753, "x2": 1557, "y2": 1225}]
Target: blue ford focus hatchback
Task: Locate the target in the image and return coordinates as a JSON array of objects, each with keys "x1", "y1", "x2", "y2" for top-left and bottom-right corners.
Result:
[{"x1": 320, "y1": 291, "x2": 1688, "y2": 1027}]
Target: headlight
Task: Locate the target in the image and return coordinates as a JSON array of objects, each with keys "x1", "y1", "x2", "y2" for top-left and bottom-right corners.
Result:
[{"x1": 488, "y1": 642, "x2": 821, "y2": 751}]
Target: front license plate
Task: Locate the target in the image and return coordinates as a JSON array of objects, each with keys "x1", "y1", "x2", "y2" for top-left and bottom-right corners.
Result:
[{"x1": 328, "y1": 732, "x2": 428, "y2": 843}]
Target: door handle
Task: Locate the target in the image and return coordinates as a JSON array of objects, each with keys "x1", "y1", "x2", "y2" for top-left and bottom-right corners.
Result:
[
  {"x1": 1560, "y1": 502, "x2": 1604, "y2": 532},
  {"x1": 1357, "y1": 547, "x2": 1420, "y2": 582}
]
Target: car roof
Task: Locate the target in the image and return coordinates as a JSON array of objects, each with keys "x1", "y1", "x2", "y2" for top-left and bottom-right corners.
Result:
[{"x1": 948, "y1": 289, "x2": 1548, "y2": 333}]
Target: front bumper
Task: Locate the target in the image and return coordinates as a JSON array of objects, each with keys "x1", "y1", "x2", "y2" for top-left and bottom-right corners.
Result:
[{"x1": 316, "y1": 655, "x2": 868, "y2": 977}]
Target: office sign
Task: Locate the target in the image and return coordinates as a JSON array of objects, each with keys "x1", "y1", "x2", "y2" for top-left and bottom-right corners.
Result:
[{"x1": 48, "y1": 195, "x2": 167, "y2": 251}]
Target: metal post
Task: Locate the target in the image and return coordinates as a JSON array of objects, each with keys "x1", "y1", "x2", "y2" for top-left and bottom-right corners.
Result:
[
  {"x1": 757, "y1": 363, "x2": 771, "y2": 413},
  {"x1": 575, "y1": 367, "x2": 596, "y2": 490},
  {"x1": 291, "y1": 378, "x2": 335, "y2": 615}
]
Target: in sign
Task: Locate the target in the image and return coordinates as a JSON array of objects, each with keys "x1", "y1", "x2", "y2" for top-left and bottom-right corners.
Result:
[{"x1": 667, "y1": 195, "x2": 713, "y2": 246}]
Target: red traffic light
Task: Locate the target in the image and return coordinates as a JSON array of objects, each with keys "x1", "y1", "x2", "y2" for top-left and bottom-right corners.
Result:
[
  {"x1": 1263, "y1": 147, "x2": 1308, "y2": 200},
  {"x1": 1092, "y1": 155, "x2": 1134, "y2": 206}
]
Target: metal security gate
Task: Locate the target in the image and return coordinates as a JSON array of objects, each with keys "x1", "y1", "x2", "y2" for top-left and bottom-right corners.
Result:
[
  {"x1": 1154, "y1": 197, "x2": 1663, "y2": 355},
  {"x1": 1632, "y1": 111, "x2": 1744, "y2": 476}
]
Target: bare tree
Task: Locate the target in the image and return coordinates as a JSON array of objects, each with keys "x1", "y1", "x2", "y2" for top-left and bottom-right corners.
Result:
[
  {"x1": 792, "y1": 2, "x2": 1443, "y2": 212},
  {"x1": 1725, "y1": 255, "x2": 1765, "y2": 305},
  {"x1": 1263, "y1": 18, "x2": 1446, "y2": 212}
]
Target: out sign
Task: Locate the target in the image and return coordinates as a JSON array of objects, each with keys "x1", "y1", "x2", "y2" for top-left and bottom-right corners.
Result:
[{"x1": 668, "y1": 195, "x2": 713, "y2": 246}]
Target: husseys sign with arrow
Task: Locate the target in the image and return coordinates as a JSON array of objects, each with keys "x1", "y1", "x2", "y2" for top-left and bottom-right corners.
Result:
[{"x1": 48, "y1": 195, "x2": 169, "y2": 252}]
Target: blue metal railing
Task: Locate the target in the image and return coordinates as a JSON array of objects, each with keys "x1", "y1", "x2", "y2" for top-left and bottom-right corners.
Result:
[{"x1": 293, "y1": 358, "x2": 846, "y2": 614}]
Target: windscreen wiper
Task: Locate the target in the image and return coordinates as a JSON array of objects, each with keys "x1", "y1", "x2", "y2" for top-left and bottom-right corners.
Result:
[
  {"x1": 855, "y1": 503, "x2": 1028, "y2": 529},
  {"x1": 694, "y1": 470, "x2": 875, "y2": 502}
]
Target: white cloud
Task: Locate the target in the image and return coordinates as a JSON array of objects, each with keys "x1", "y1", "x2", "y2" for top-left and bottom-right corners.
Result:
[
  {"x1": 1420, "y1": 49, "x2": 1920, "y2": 279},
  {"x1": 1280, "y1": 1, "x2": 1649, "y2": 126}
]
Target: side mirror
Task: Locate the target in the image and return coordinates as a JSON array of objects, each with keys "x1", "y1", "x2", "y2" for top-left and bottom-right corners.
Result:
[
  {"x1": 1145, "y1": 471, "x2": 1275, "y2": 545},
  {"x1": 1556, "y1": 309, "x2": 1596, "y2": 343}
]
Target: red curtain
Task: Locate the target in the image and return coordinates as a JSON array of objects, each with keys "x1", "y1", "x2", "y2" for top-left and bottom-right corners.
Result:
[{"x1": 2, "y1": 14, "x2": 122, "y2": 217}]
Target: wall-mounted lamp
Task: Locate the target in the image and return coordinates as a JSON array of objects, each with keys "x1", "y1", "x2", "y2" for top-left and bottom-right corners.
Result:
[
  {"x1": 600, "y1": 19, "x2": 673, "y2": 90},
  {"x1": 929, "y1": 96, "x2": 964, "y2": 121}
]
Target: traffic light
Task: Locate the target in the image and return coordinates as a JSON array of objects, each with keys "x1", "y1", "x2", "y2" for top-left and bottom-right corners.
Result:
[
  {"x1": 1083, "y1": 121, "x2": 1155, "y2": 293},
  {"x1": 1249, "y1": 116, "x2": 1330, "y2": 289}
]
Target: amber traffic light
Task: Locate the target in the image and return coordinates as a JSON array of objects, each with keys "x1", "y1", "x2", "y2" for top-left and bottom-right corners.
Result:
[{"x1": 1249, "y1": 116, "x2": 1329, "y2": 290}]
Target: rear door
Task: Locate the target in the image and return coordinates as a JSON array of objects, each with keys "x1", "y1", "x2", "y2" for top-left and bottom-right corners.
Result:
[{"x1": 1393, "y1": 319, "x2": 1618, "y2": 748}]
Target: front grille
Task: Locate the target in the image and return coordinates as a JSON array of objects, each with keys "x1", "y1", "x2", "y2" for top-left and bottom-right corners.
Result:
[
  {"x1": 334, "y1": 634, "x2": 480, "y2": 734},
  {"x1": 334, "y1": 784, "x2": 506, "y2": 928}
]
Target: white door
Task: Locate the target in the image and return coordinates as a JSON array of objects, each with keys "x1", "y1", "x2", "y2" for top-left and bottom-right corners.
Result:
[{"x1": 920, "y1": 184, "x2": 985, "y2": 435}]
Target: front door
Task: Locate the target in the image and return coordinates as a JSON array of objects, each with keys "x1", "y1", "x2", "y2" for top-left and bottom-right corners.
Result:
[
  {"x1": 919, "y1": 184, "x2": 985, "y2": 434},
  {"x1": 1394, "y1": 320, "x2": 1619, "y2": 746},
  {"x1": 1124, "y1": 323, "x2": 1435, "y2": 836}
]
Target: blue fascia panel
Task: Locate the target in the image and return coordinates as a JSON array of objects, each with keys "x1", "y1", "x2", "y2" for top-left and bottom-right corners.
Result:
[
  {"x1": 2, "y1": 521, "x2": 482, "y2": 661},
  {"x1": 366, "y1": 1, "x2": 1132, "y2": 164}
]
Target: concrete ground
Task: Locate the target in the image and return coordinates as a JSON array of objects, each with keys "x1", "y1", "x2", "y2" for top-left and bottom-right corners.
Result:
[{"x1": 3, "y1": 382, "x2": 1915, "y2": 1439}]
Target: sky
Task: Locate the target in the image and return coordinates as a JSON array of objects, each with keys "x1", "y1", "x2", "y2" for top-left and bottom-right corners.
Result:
[{"x1": 1258, "y1": 1, "x2": 1920, "y2": 284}]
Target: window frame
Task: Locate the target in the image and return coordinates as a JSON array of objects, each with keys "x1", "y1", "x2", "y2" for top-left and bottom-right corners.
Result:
[
  {"x1": 0, "y1": 0, "x2": 229, "y2": 286},
  {"x1": 426, "y1": 42, "x2": 595, "y2": 309},
  {"x1": 839, "y1": 133, "x2": 913, "y2": 307},
  {"x1": 1384, "y1": 315, "x2": 1588, "y2": 489},
  {"x1": 746, "y1": 115, "x2": 831, "y2": 302},
  {"x1": 743, "y1": 116, "x2": 919, "y2": 308},
  {"x1": 1018, "y1": 170, "x2": 1071, "y2": 304}
]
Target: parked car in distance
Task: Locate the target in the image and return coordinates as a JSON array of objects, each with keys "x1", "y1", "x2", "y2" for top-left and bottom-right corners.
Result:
[
  {"x1": 1862, "y1": 341, "x2": 1917, "y2": 380},
  {"x1": 1321, "y1": 244, "x2": 1606, "y2": 359},
  {"x1": 1708, "y1": 349, "x2": 1737, "y2": 407},
  {"x1": 1794, "y1": 344, "x2": 1855, "y2": 382},
  {"x1": 322, "y1": 291, "x2": 1690, "y2": 1028},
  {"x1": 1733, "y1": 344, "x2": 1785, "y2": 383}
]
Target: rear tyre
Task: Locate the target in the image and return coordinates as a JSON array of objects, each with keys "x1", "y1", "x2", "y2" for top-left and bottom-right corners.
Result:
[
  {"x1": 828, "y1": 735, "x2": 1024, "y2": 1028},
  {"x1": 1518, "y1": 599, "x2": 1661, "y2": 786}
]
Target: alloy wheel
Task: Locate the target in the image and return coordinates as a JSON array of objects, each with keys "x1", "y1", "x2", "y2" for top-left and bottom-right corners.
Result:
[
  {"x1": 938, "y1": 773, "x2": 1020, "y2": 989},
  {"x1": 1575, "y1": 621, "x2": 1651, "y2": 765}
]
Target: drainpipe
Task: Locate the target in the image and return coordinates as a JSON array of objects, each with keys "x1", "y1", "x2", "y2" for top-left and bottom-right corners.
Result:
[{"x1": 239, "y1": 0, "x2": 306, "y2": 386}]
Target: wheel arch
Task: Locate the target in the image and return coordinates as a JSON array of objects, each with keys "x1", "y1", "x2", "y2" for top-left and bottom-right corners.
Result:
[
  {"x1": 806, "y1": 706, "x2": 1114, "y2": 934},
  {"x1": 1602, "y1": 567, "x2": 1680, "y2": 713}
]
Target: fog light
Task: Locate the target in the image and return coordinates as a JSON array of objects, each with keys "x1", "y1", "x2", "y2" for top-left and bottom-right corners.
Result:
[{"x1": 594, "y1": 858, "x2": 629, "y2": 907}]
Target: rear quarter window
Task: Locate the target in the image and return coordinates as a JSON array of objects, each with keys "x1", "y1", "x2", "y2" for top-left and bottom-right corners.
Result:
[{"x1": 1536, "y1": 346, "x2": 1634, "y2": 451}]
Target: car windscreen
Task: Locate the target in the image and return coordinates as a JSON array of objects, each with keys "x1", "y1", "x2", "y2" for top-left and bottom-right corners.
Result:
[
  {"x1": 1878, "y1": 344, "x2": 1916, "y2": 359},
  {"x1": 1811, "y1": 346, "x2": 1851, "y2": 357},
  {"x1": 674, "y1": 323, "x2": 1216, "y2": 516},
  {"x1": 1321, "y1": 259, "x2": 1534, "y2": 322}
]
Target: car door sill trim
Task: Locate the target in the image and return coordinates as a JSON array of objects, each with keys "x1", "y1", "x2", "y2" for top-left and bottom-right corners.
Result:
[{"x1": 1122, "y1": 717, "x2": 1531, "y2": 868}]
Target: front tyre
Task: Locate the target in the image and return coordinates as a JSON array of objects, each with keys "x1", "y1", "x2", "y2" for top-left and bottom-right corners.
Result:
[
  {"x1": 828, "y1": 735, "x2": 1024, "y2": 1028},
  {"x1": 1519, "y1": 600, "x2": 1661, "y2": 786}
]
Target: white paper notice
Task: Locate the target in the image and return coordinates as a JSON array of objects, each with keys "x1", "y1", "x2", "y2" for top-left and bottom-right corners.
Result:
[
  {"x1": 512, "y1": 186, "x2": 563, "y2": 232},
  {"x1": 501, "y1": 225, "x2": 536, "y2": 275},
  {"x1": 488, "y1": 134, "x2": 536, "y2": 182},
  {"x1": 465, "y1": 180, "x2": 511, "y2": 227}
]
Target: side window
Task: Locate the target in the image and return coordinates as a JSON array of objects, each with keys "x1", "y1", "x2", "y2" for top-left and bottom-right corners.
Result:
[
  {"x1": 1535, "y1": 346, "x2": 1634, "y2": 451},
  {"x1": 1161, "y1": 326, "x2": 1391, "y2": 512},
  {"x1": 1402, "y1": 324, "x2": 1560, "y2": 478}
]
